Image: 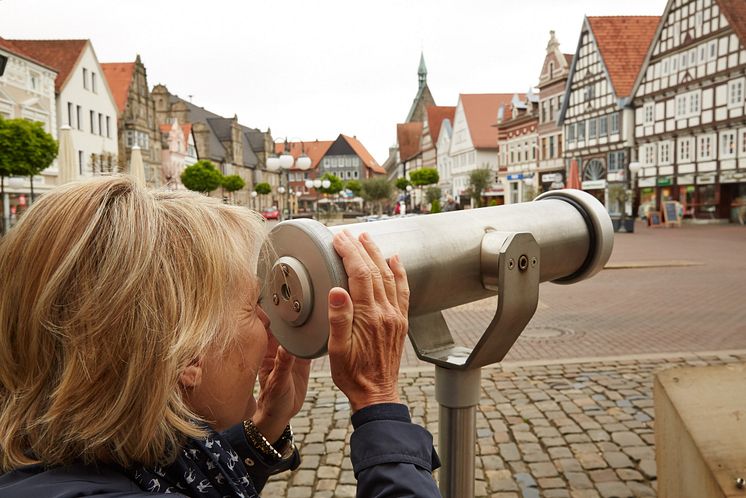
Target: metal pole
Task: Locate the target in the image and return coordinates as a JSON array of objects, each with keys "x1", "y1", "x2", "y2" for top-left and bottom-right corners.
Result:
[{"x1": 435, "y1": 366, "x2": 481, "y2": 498}]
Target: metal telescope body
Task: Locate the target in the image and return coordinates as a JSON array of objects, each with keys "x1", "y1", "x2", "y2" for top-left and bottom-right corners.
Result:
[{"x1": 259, "y1": 189, "x2": 614, "y2": 498}]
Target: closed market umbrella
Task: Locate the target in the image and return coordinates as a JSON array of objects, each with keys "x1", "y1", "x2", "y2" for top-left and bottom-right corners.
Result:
[
  {"x1": 129, "y1": 145, "x2": 146, "y2": 187},
  {"x1": 56, "y1": 125, "x2": 78, "y2": 185},
  {"x1": 567, "y1": 158, "x2": 581, "y2": 190}
]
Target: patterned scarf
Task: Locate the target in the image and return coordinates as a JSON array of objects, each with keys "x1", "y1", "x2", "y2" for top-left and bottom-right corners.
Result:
[{"x1": 129, "y1": 429, "x2": 258, "y2": 497}]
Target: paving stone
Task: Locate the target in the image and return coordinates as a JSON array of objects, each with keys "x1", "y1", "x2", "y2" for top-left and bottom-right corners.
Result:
[
  {"x1": 499, "y1": 442, "x2": 521, "y2": 461},
  {"x1": 577, "y1": 452, "x2": 608, "y2": 470},
  {"x1": 287, "y1": 486, "x2": 313, "y2": 498},
  {"x1": 334, "y1": 484, "x2": 356, "y2": 498},
  {"x1": 610, "y1": 431, "x2": 645, "y2": 447},
  {"x1": 487, "y1": 469, "x2": 518, "y2": 492},
  {"x1": 638, "y1": 459, "x2": 657, "y2": 480},
  {"x1": 565, "y1": 471, "x2": 594, "y2": 489},
  {"x1": 589, "y1": 468, "x2": 618, "y2": 483},
  {"x1": 615, "y1": 468, "x2": 643, "y2": 481},
  {"x1": 492, "y1": 493, "x2": 520, "y2": 498},
  {"x1": 317, "y1": 466, "x2": 339, "y2": 479},
  {"x1": 514, "y1": 472, "x2": 538, "y2": 489},
  {"x1": 523, "y1": 451, "x2": 550, "y2": 463},
  {"x1": 571, "y1": 491, "x2": 601, "y2": 498},
  {"x1": 556, "y1": 458, "x2": 583, "y2": 473},
  {"x1": 548, "y1": 446, "x2": 573, "y2": 459},
  {"x1": 315, "y1": 479, "x2": 336, "y2": 491},
  {"x1": 604, "y1": 451, "x2": 634, "y2": 469},
  {"x1": 298, "y1": 454, "x2": 320, "y2": 470},
  {"x1": 529, "y1": 462, "x2": 558, "y2": 478},
  {"x1": 544, "y1": 490, "x2": 571, "y2": 498},
  {"x1": 538, "y1": 477, "x2": 566, "y2": 489},
  {"x1": 291, "y1": 469, "x2": 316, "y2": 486},
  {"x1": 626, "y1": 481, "x2": 656, "y2": 497},
  {"x1": 482, "y1": 454, "x2": 505, "y2": 470},
  {"x1": 596, "y1": 481, "x2": 634, "y2": 498}
]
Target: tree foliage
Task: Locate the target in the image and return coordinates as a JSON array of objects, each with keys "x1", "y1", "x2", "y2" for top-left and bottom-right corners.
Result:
[
  {"x1": 319, "y1": 173, "x2": 343, "y2": 195},
  {"x1": 222, "y1": 174, "x2": 245, "y2": 193},
  {"x1": 254, "y1": 182, "x2": 272, "y2": 195},
  {"x1": 181, "y1": 160, "x2": 223, "y2": 193},
  {"x1": 361, "y1": 177, "x2": 393, "y2": 215},
  {"x1": 468, "y1": 167, "x2": 493, "y2": 208},
  {"x1": 425, "y1": 186, "x2": 442, "y2": 204},
  {"x1": 0, "y1": 118, "x2": 58, "y2": 199},
  {"x1": 344, "y1": 179, "x2": 362, "y2": 197},
  {"x1": 395, "y1": 177, "x2": 411, "y2": 191},
  {"x1": 410, "y1": 167, "x2": 439, "y2": 187}
]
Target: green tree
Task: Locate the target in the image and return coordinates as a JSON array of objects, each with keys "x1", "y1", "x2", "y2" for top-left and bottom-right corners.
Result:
[
  {"x1": 254, "y1": 182, "x2": 272, "y2": 195},
  {"x1": 425, "y1": 186, "x2": 441, "y2": 204},
  {"x1": 361, "y1": 176, "x2": 393, "y2": 215},
  {"x1": 181, "y1": 160, "x2": 223, "y2": 193},
  {"x1": 0, "y1": 118, "x2": 58, "y2": 204},
  {"x1": 344, "y1": 179, "x2": 362, "y2": 197},
  {"x1": 468, "y1": 167, "x2": 493, "y2": 208},
  {"x1": 395, "y1": 177, "x2": 411, "y2": 191},
  {"x1": 409, "y1": 167, "x2": 439, "y2": 187},
  {"x1": 319, "y1": 173, "x2": 343, "y2": 195},
  {"x1": 222, "y1": 174, "x2": 246, "y2": 203}
]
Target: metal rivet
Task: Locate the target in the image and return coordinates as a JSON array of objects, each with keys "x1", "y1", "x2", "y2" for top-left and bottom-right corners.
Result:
[
  {"x1": 518, "y1": 255, "x2": 529, "y2": 272},
  {"x1": 244, "y1": 457, "x2": 255, "y2": 467},
  {"x1": 531, "y1": 257, "x2": 537, "y2": 268},
  {"x1": 281, "y1": 264, "x2": 289, "y2": 275},
  {"x1": 292, "y1": 300, "x2": 301, "y2": 312},
  {"x1": 508, "y1": 258, "x2": 515, "y2": 270},
  {"x1": 272, "y1": 293, "x2": 280, "y2": 306},
  {"x1": 736, "y1": 477, "x2": 745, "y2": 489}
]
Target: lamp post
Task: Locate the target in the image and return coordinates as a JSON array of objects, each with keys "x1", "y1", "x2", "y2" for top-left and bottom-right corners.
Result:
[
  {"x1": 628, "y1": 161, "x2": 642, "y2": 221},
  {"x1": 266, "y1": 139, "x2": 312, "y2": 221},
  {"x1": 305, "y1": 178, "x2": 331, "y2": 221},
  {"x1": 250, "y1": 190, "x2": 258, "y2": 211},
  {"x1": 406, "y1": 184, "x2": 414, "y2": 213}
]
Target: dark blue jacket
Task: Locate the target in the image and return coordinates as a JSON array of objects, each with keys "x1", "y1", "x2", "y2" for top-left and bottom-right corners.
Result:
[{"x1": 0, "y1": 404, "x2": 441, "y2": 497}]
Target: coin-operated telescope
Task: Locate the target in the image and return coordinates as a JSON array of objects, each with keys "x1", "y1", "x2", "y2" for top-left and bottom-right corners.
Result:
[{"x1": 259, "y1": 189, "x2": 613, "y2": 498}]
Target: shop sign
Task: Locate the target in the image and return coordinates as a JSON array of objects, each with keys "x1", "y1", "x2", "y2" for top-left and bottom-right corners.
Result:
[
  {"x1": 677, "y1": 174, "x2": 695, "y2": 185},
  {"x1": 507, "y1": 173, "x2": 524, "y2": 181},
  {"x1": 638, "y1": 177, "x2": 657, "y2": 187},
  {"x1": 656, "y1": 176, "x2": 673, "y2": 186},
  {"x1": 696, "y1": 174, "x2": 716, "y2": 185},
  {"x1": 719, "y1": 171, "x2": 746, "y2": 184},
  {"x1": 542, "y1": 173, "x2": 562, "y2": 183},
  {"x1": 582, "y1": 180, "x2": 607, "y2": 190}
]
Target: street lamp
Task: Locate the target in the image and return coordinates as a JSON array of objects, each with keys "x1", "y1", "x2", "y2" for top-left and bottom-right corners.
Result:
[
  {"x1": 628, "y1": 161, "x2": 642, "y2": 220},
  {"x1": 406, "y1": 184, "x2": 414, "y2": 212},
  {"x1": 305, "y1": 178, "x2": 331, "y2": 220},
  {"x1": 266, "y1": 139, "x2": 312, "y2": 220},
  {"x1": 250, "y1": 190, "x2": 258, "y2": 211}
]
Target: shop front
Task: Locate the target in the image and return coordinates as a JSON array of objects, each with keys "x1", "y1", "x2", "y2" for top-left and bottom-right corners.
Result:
[
  {"x1": 1, "y1": 192, "x2": 31, "y2": 235},
  {"x1": 581, "y1": 179, "x2": 607, "y2": 205},
  {"x1": 719, "y1": 170, "x2": 746, "y2": 223},
  {"x1": 540, "y1": 171, "x2": 566, "y2": 193}
]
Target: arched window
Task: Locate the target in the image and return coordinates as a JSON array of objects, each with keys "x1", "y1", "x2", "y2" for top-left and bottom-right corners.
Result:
[{"x1": 583, "y1": 159, "x2": 606, "y2": 181}]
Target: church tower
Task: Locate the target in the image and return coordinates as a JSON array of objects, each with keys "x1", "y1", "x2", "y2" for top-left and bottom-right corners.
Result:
[{"x1": 405, "y1": 52, "x2": 435, "y2": 123}]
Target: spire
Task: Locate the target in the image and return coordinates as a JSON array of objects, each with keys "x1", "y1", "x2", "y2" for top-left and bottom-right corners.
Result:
[
  {"x1": 546, "y1": 30, "x2": 560, "y2": 53},
  {"x1": 418, "y1": 52, "x2": 427, "y2": 89}
]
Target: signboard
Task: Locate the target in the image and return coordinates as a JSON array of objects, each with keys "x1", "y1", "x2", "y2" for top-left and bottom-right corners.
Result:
[
  {"x1": 507, "y1": 173, "x2": 524, "y2": 181},
  {"x1": 648, "y1": 211, "x2": 663, "y2": 227},
  {"x1": 542, "y1": 173, "x2": 562, "y2": 183},
  {"x1": 638, "y1": 177, "x2": 657, "y2": 187},
  {"x1": 720, "y1": 171, "x2": 746, "y2": 184},
  {"x1": 696, "y1": 174, "x2": 716, "y2": 185},
  {"x1": 541, "y1": 172, "x2": 565, "y2": 191},
  {"x1": 677, "y1": 174, "x2": 695, "y2": 185},
  {"x1": 582, "y1": 180, "x2": 607, "y2": 190},
  {"x1": 657, "y1": 176, "x2": 673, "y2": 186},
  {"x1": 662, "y1": 201, "x2": 682, "y2": 227}
]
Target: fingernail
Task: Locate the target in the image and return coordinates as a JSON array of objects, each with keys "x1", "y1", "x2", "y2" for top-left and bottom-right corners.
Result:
[
  {"x1": 360, "y1": 232, "x2": 369, "y2": 242},
  {"x1": 330, "y1": 290, "x2": 346, "y2": 308}
]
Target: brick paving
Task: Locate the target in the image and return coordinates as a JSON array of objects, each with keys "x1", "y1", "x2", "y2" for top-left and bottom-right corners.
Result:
[{"x1": 263, "y1": 350, "x2": 746, "y2": 498}]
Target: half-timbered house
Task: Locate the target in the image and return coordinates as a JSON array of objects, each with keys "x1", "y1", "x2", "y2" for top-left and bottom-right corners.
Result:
[{"x1": 632, "y1": 0, "x2": 746, "y2": 222}]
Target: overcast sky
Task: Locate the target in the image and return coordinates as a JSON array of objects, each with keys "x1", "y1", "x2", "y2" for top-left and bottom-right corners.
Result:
[{"x1": 3, "y1": 0, "x2": 666, "y2": 163}]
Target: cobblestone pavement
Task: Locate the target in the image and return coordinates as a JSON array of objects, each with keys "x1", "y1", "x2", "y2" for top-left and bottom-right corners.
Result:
[{"x1": 262, "y1": 350, "x2": 746, "y2": 498}]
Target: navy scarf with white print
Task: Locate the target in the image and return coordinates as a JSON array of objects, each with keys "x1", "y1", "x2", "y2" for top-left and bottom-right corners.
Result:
[{"x1": 129, "y1": 428, "x2": 258, "y2": 497}]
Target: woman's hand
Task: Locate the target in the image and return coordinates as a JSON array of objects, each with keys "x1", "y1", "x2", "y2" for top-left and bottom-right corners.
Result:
[
  {"x1": 253, "y1": 331, "x2": 311, "y2": 442},
  {"x1": 327, "y1": 230, "x2": 410, "y2": 412}
]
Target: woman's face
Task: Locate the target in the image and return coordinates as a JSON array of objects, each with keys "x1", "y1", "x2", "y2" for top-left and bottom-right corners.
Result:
[{"x1": 184, "y1": 280, "x2": 270, "y2": 431}]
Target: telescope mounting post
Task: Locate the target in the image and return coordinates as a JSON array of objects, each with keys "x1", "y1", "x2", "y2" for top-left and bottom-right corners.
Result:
[{"x1": 409, "y1": 232, "x2": 541, "y2": 498}]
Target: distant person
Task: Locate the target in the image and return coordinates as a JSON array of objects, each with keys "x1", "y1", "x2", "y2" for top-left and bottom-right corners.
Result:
[{"x1": 0, "y1": 176, "x2": 440, "y2": 497}]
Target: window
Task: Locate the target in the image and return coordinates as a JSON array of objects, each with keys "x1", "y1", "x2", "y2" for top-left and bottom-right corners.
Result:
[
  {"x1": 608, "y1": 151, "x2": 625, "y2": 172},
  {"x1": 690, "y1": 92, "x2": 700, "y2": 114},
  {"x1": 728, "y1": 78, "x2": 744, "y2": 107},
  {"x1": 659, "y1": 141, "x2": 671, "y2": 165},
  {"x1": 78, "y1": 150, "x2": 84, "y2": 175},
  {"x1": 720, "y1": 130, "x2": 736, "y2": 158},
  {"x1": 76, "y1": 106, "x2": 82, "y2": 130},
  {"x1": 567, "y1": 123, "x2": 576, "y2": 142},
  {"x1": 678, "y1": 137, "x2": 693, "y2": 162},
  {"x1": 641, "y1": 144, "x2": 656, "y2": 166},
  {"x1": 643, "y1": 103, "x2": 654, "y2": 124},
  {"x1": 83, "y1": 68, "x2": 88, "y2": 89},
  {"x1": 676, "y1": 90, "x2": 701, "y2": 119},
  {"x1": 688, "y1": 49, "x2": 697, "y2": 66},
  {"x1": 126, "y1": 130, "x2": 135, "y2": 147},
  {"x1": 98, "y1": 113, "x2": 103, "y2": 136},
  {"x1": 577, "y1": 121, "x2": 586, "y2": 142},
  {"x1": 599, "y1": 116, "x2": 608, "y2": 137},
  {"x1": 708, "y1": 40, "x2": 717, "y2": 60},
  {"x1": 90, "y1": 110, "x2": 95, "y2": 134},
  {"x1": 106, "y1": 116, "x2": 111, "y2": 138},
  {"x1": 549, "y1": 136, "x2": 555, "y2": 158},
  {"x1": 698, "y1": 134, "x2": 714, "y2": 160},
  {"x1": 67, "y1": 102, "x2": 73, "y2": 127},
  {"x1": 589, "y1": 118, "x2": 597, "y2": 139},
  {"x1": 676, "y1": 95, "x2": 688, "y2": 116},
  {"x1": 30, "y1": 73, "x2": 38, "y2": 91},
  {"x1": 91, "y1": 72, "x2": 97, "y2": 93},
  {"x1": 662, "y1": 58, "x2": 670, "y2": 76},
  {"x1": 610, "y1": 113, "x2": 619, "y2": 134}
]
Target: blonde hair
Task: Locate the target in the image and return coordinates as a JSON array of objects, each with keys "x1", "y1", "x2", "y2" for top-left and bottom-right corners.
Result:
[{"x1": 0, "y1": 175, "x2": 266, "y2": 470}]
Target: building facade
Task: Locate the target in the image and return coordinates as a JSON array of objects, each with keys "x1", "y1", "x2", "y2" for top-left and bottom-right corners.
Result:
[
  {"x1": 436, "y1": 118, "x2": 454, "y2": 197},
  {"x1": 498, "y1": 93, "x2": 539, "y2": 204},
  {"x1": 632, "y1": 0, "x2": 746, "y2": 221},
  {"x1": 559, "y1": 17, "x2": 659, "y2": 214},
  {"x1": 102, "y1": 56, "x2": 161, "y2": 187},
  {"x1": 159, "y1": 118, "x2": 197, "y2": 190},
  {"x1": 0, "y1": 38, "x2": 58, "y2": 231},
  {"x1": 537, "y1": 31, "x2": 572, "y2": 194},
  {"x1": 10, "y1": 39, "x2": 119, "y2": 179}
]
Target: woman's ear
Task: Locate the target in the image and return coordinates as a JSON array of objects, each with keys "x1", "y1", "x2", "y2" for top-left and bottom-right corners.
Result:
[{"x1": 179, "y1": 357, "x2": 203, "y2": 389}]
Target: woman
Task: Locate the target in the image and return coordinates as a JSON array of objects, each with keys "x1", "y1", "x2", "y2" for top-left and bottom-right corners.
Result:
[{"x1": 0, "y1": 176, "x2": 440, "y2": 497}]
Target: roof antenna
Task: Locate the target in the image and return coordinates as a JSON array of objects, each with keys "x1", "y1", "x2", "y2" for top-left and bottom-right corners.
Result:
[{"x1": 188, "y1": 94, "x2": 194, "y2": 102}]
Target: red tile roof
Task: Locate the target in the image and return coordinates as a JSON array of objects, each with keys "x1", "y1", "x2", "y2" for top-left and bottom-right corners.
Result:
[
  {"x1": 273, "y1": 139, "x2": 334, "y2": 170},
  {"x1": 101, "y1": 62, "x2": 135, "y2": 114},
  {"x1": 587, "y1": 16, "x2": 660, "y2": 98},
  {"x1": 342, "y1": 135, "x2": 385, "y2": 174},
  {"x1": 426, "y1": 106, "x2": 456, "y2": 143},
  {"x1": 460, "y1": 93, "x2": 514, "y2": 149},
  {"x1": 718, "y1": 0, "x2": 746, "y2": 45},
  {"x1": 0, "y1": 37, "x2": 57, "y2": 72},
  {"x1": 159, "y1": 123, "x2": 193, "y2": 144},
  {"x1": 564, "y1": 53, "x2": 574, "y2": 65},
  {"x1": 6, "y1": 39, "x2": 88, "y2": 93},
  {"x1": 397, "y1": 122, "x2": 423, "y2": 161}
]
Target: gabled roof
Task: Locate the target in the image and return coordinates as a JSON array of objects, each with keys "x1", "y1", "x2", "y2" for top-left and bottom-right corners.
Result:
[
  {"x1": 0, "y1": 37, "x2": 57, "y2": 72},
  {"x1": 101, "y1": 62, "x2": 135, "y2": 114},
  {"x1": 273, "y1": 139, "x2": 334, "y2": 170},
  {"x1": 397, "y1": 122, "x2": 423, "y2": 162},
  {"x1": 159, "y1": 122, "x2": 193, "y2": 144},
  {"x1": 460, "y1": 93, "x2": 514, "y2": 149},
  {"x1": 342, "y1": 135, "x2": 385, "y2": 174},
  {"x1": 564, "y1": 53, "x2": 573, "y2": 65},
  {"x1": 425, "y1": 106, "x2": 456, "y2": 144},
  {"x1": 718, "y1": 0, "x2": 746, "y2": 46},
  {"x1": 587, "y1": 16, "x2": 660, "y2": 98},
  {"x1": 6, "y1": 39, "x2": 88, "y2": 93}
]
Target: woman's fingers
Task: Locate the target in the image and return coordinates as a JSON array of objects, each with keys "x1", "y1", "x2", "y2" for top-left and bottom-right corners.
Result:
[
  {"x1": 390, "y1": 254, "x2": 411, "y2": 317},
  {"x1": 332, "y1": 231, "x2": 375, "y2": 305},
  {"x1": 358, "y1": 232, "x2": 399, "y2": 307},
  {"x1": 342, "y1": 231, "x2": 389, "y2": 304}
]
